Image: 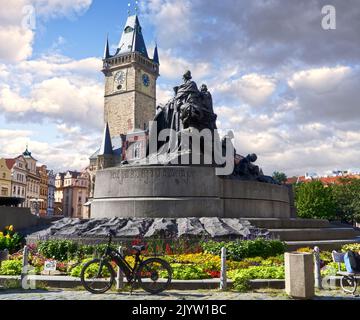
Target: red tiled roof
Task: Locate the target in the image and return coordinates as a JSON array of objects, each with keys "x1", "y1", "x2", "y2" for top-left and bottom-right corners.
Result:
[
  {"x1": 287, "y1": 175, "x2": 360, "y2": 185},
  {"x1": 5, "y1": 159, "x2": 15, "y2": 170}
]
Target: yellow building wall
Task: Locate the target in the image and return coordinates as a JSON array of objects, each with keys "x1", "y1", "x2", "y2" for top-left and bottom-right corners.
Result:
[{"x1": 0, "y1": 158, "x2": 12, "y2": 197}]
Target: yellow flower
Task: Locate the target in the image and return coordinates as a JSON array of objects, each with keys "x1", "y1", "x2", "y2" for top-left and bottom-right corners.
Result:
[
  {"x1": 5, "y1": 234, "x2": 11, "y2": 239},
  {"x1": 8, "y1": 225, "x2": 14, "y2": 232},
  {"x1": 0, "y1": 232, "x2": 3, "y2": 237}
]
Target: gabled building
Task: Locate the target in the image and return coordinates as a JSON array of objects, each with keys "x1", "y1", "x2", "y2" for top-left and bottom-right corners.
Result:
[
  {"x1": 56, "y1": 171, "x2": 90, "y2": 218},
  {"x1": 22, "y1": 147, "x2": 40, "y2": 213},
  {"x1": 6, "y1": 156, "x2": 27, "y2": 206},
  {"x1": 0, "y1": 158, "x2": 12, "y2": 198}
]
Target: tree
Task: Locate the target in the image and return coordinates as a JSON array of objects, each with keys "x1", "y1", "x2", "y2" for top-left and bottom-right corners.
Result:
[
  {"x1": 294, "y1": 181, "x2": 336, "y2": 220},
  {"x1": 332, "y1": 178, "x2": 360, "y2": 224},
  {"x1": 272, "y1": 171, "x2": 288, "y2": 185}
]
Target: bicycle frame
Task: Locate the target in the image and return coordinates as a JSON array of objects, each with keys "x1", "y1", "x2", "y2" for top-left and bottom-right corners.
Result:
[{"x1": 101, "y1": 232, "x2": 143, "y2": 283}]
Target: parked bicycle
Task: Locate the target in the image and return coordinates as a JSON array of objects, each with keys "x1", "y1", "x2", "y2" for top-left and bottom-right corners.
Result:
[{"x1": 80, "y1": 230, "x2": 172, "y2": 294}]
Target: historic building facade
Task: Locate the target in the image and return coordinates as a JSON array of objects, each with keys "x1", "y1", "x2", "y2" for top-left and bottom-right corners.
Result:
[
  {"x1": 0, "y1": 158, "x2": 12, "y2": 198},
  {"x1": 55, "y1": 171, "x2": 90, "y2": 218},
  {"x1": 6, "y1": 156, "x2": 27, "y2": 206},
  {"x1": 47, "y1": 170, "x2": 56, "y2": 216},
  {"x1": 37, "y1": 165, "x2": 49, "y2": 216},
  {"x1": 22, "y1": 148, "x2": 40, "y2": 214}
]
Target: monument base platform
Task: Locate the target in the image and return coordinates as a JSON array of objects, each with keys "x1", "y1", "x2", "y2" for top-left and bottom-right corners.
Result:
[{"x1": 92, "y1": 165, "x2": 294, "y2": 219}]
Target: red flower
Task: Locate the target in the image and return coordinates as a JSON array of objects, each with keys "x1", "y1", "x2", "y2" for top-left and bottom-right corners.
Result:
[{"x1": 165, "y1": 244, "x2": 172, "y2": 255}]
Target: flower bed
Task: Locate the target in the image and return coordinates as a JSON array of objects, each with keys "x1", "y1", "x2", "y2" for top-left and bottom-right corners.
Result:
[{"x1": 1, "y1": 237, "x2": 354, "y2": 293}]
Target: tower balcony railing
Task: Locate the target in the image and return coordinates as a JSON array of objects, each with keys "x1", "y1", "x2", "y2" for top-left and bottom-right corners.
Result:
[{"x1": 103, "y1": 52, "x2": 159, "y2": 74}]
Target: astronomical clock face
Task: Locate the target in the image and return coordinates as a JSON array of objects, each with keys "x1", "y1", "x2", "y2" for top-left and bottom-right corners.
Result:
[
  {"x1": 114, "y1": 71, "x2": 126, "y2": 85},
  {"x1": 113, "y1": 70, "x2": 127, "y2": 92},
  {"x1": 142, "y1": 73, "x2": 150, "y2": 87}
]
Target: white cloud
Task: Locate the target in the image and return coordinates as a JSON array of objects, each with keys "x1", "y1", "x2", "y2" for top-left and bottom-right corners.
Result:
[
  {"x1": 33, "y1": 0, "x2": 93, "y2": 19},
  {"x1": 289, "y1": 66, "x2": 351, "y2": 94},
  {"x1": 159, "y1": 49, "x2": 212, "y2": 80},
  {"x1": 216, "y1": 73, "x2": 277, "y2": 107},
  {"x1": 0, "y1": 0, "x2": 93, "y2": 63},
  {"x1": 0, "y1": 54, "x2": 103, "y2": 130}
]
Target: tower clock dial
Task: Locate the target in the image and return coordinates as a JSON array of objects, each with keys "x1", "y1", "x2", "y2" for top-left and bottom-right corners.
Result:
[
  {"x1": 142, "y1": 73, "x2": 150, "y2": 87},
  {"x1": 114, "y1": 71, "x2": 126, "y2": 85}
]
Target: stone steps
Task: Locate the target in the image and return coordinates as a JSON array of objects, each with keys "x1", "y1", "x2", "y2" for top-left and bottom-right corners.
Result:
[
  {"x1": 241, "y1": 218, "x2": 331, "y2": 229},
  {"x1": 285, "y1": 238, "x2": 360, "y2": 251},
  {"x1": 242, "y1": 217, "x2": 360, "y2": 251},
  {"x1": 269, "y1": 227, "x2": 360, "y2": 241}
]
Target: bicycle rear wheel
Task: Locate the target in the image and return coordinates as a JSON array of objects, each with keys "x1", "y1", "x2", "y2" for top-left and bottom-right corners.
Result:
[
  {"x1": 137, "y1": 258, "x2": 172, "y2": 294},
  {"x1": 340, "y1": 275, "x2": 357, "y2": 294},
  {"x1": 80, "y1": 259, "x2": 115, "y2": 294}
]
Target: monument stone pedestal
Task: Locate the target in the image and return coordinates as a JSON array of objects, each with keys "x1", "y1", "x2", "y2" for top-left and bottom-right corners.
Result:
[{"x1": 92, "y1": 165, "x2": 293, "y2": 219}]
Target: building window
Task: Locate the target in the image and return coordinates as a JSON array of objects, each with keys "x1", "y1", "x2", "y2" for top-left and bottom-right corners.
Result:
[
  {"x1": 1, "y1": 188, "x2": 8, "y2": 196},
  {"x1": 2, "y1": 173, "x2": 5, "y2": 179},
  {"x1": 134, "y1": 143, "x2": 141, "y2": 159}
]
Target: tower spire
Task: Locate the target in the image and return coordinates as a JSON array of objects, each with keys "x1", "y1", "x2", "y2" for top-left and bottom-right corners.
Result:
[
  {"x1": 153, "y1": 43, "x2": 159, "y2": 65},
  {"x1": 103, "y1": 34, "x2": 110, "y2": 59},
  {"x1": 99, "y1": 123, "x2": 113, "y2": 156}
]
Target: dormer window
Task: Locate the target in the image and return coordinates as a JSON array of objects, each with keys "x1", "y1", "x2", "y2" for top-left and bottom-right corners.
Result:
[{"x1": 125, "y1": 26, "x2": 134, "y2": 33}]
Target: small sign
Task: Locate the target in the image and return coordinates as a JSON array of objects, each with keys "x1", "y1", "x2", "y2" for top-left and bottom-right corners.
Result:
[{"x1": 44, "y1": 260, "x2": 57, "y2": 272}]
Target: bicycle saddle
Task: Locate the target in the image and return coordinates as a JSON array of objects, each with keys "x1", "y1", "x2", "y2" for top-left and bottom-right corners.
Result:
[{"x1": 132, "y1": 245, "x2": 146, "y2": 252}]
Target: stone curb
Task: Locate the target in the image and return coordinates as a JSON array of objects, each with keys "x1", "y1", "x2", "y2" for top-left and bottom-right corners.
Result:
[
  {"x1": 1, "y1": 276, "x2": 353, "y2": 291},
  {"x1": 0, "y1": 276, "x2": 233, "y2": 290}
]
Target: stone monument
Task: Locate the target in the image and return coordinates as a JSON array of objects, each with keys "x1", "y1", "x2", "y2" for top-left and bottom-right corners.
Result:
[{"x1": 91, "y1": 69, "x2": 293, "y2": 221}]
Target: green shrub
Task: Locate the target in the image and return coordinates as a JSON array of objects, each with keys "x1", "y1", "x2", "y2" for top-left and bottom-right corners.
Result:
[
  {"x1": 168, "y1": 264, "x2": 211, "y2": 280},
  {"x1": 0, "y1": 260, "x2": 22, "y2": 275},
  {"x1": 38, "y1": 240, "x2": 79, "y2": 261},
  {"x1": 201, "y1": 239, "x2": 286, "y2": 261},
  {"x1": 37, "y1": 240, "x2": 117, "y2": 262},
  {"x1": 295, "y1": 181, "x2": 336, "y2": 220},
  {"x1": 341, "y1": 244, "x2": 360, "y2": 253},
  {"x1": 321, "y1": 262, "x2": 346, "y2": 277},
  {"x1": 69, "y1": 258, "x2": 113, "y2": 278},
  {"x1": 0, "y1": 226, "x2": 24, "y2": 254},
  {"x1": 228, "y1": 266, "x2": 285, "y2": 292}
]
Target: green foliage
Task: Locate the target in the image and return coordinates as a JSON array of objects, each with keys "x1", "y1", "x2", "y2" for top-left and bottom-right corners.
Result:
[
  {"x1": 201, "y1": 239, "x2": 286, "y2": 261},
  {"x1": 168, "y1": 263, "x2": 211, "y2": 280},
  {"x1": 272, "y1": 171, "x2": 288, "y2": 185},
  {"x1": 341, "y1": 243, "x2": 360, "y2": 253},
  {"x1": 295, "y1": 181, "x2": 336, "y2": 219},
  {"x1": 37, "y1": 240, "x2": 117, "y2": 262},
  {"x1": 228, "y1": 266, "x2": 285, "y2": 292},
  {"x1": 321, "y1": 262, "x2": 346, "y2": 277},
  {"x1": 0, "y1": 226, "x2": 24, "y2": 254},
  {"x1": 0, "y1": 260, "x2": 22, "y2": 275},
  {"x1": 332, "y1": 179, "x2": 360, "y2": 223}
]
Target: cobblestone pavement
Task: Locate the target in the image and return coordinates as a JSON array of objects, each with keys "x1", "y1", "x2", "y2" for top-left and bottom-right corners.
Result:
[{"x1": 0, "y1": 289, "x2": 359, "y2": 300}]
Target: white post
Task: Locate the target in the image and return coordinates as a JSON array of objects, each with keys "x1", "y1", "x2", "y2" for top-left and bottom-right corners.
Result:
[
  {"x1": 116, "y1": 246, "x2": 125, "y2": 290},
  {"x1": 21, "y1": 246, "x2": 29, "y2": 289},
  {"x1": 314, "y1": 246, "x2": 323, "y2": 290},
  {"x1": 220, "y1": 247, "x2": 227, "y2": 291}
]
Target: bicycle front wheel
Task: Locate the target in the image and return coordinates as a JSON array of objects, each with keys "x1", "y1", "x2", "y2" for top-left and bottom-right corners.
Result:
[
  {"x1": 138, "y1": 258, "x2": 172, "y2": 294},
  {"x1": 80, "y1": 259, "x2": 115, "y2": 294}
]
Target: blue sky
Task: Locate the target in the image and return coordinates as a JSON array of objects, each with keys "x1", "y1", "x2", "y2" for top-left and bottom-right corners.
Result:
[{"x1": 0, "y1": 0, "x2": 360, "y2": 177}]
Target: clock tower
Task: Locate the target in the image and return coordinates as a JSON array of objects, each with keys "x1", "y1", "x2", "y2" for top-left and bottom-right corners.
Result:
[{"x1": 102, "y1": 15, "x2": 159, "y2": 138}]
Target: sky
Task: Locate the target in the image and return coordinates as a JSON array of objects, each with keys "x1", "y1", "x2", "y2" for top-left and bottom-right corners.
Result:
[{"x1": 0, "y1": 0, "x2": 360, "y2": 177}]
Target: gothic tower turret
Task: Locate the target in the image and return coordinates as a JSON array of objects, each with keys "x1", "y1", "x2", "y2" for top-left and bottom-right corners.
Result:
[{"x1": 102, "y1": 15, "x2": 160, "y2": 138}]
